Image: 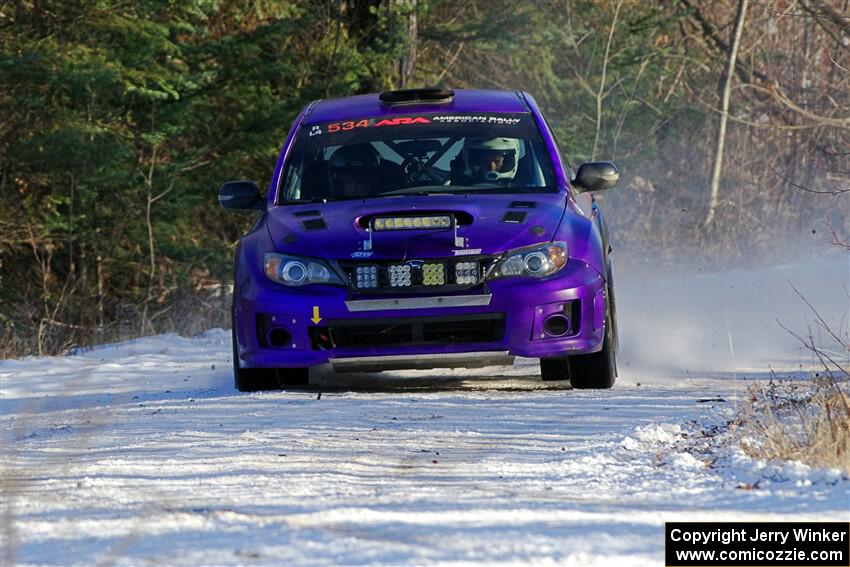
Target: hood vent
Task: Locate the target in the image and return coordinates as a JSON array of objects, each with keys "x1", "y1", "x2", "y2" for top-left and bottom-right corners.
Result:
[
  {"x1": 302, "y1": 218, "x2": 327, "y2": 230},
  {"x1": 294, "y1": 210, "x2": 321, "y2": 217},
  {"x1": 502, "y1": 211, "x2": 527, "y2": 223},
  {"x1": 509, "y1": 201, "x2": 537, "y2": 209}
]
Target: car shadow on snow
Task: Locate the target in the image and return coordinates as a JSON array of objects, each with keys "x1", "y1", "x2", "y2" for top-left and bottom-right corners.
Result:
[{"x1": 298, "y1": 362, "x2": 572, "y2": 393}]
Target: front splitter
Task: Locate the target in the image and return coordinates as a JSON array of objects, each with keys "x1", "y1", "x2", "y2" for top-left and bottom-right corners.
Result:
[{"x1": 331, "y1": 351, "x2": 514, "y2": 373}]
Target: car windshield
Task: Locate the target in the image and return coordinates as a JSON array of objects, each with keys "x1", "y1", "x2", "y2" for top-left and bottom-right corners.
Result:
[{"x1": 278, "y1": 112, "x2": 557, "y2": 203}]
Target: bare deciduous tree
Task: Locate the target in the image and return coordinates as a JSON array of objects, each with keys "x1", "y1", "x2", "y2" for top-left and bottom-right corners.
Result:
[
  {"x1": 592, "y1": 0, "x2": 624, "y2": 162},
  {"x1": 704, "y1": 0, "x2": 748, "y2": 227}
]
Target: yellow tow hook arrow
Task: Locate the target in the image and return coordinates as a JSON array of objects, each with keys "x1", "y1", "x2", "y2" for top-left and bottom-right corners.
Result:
[{"x1": 310, "y1": 306, "x2": 322, "y2": 324}]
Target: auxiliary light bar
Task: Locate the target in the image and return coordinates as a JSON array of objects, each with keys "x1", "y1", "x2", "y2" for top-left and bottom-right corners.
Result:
[{"x1": 371, "y1": 215, "x2": 454, "y2": 231}]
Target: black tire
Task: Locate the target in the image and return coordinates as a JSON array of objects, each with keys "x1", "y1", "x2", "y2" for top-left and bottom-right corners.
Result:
[
  {"x1": 568, "y1": 288, "x2": 617, "y2": 389},
  {"x1": 232, "y1": 321, "x2": 309, "y2": 392},
  {"x1": 272, "y1": 367, "x2": 310, "y2": 388},
  {"x1": 606, "y1": 261, "x2": 619, "y2": 354},
  {"x1": 540, "y1": 357, "x2": 570, "y2": 381},
  {"x1": 231, "y1": 324, "x2": 264, "y2": 392},
  {"x1": 235, "y1": 367, "x2": 309, "y2": 392},
  {"x1": 234, "y1": 366, "x2": 268, "y2": 392}
]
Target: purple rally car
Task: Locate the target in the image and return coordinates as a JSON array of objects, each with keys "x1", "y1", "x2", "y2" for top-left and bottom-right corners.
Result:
[{"x1": 219, "y1": 88, "x2": 620, "y2": 391}]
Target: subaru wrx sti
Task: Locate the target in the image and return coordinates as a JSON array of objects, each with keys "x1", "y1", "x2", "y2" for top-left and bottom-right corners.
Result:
[{"x1": 220, "y1": 88, "x2": 620, "y2": 391}]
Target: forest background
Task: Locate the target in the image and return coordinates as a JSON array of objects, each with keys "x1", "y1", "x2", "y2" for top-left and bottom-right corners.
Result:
[{"x1": 1, "y1": 0, "x2": 847, "y2": 357}]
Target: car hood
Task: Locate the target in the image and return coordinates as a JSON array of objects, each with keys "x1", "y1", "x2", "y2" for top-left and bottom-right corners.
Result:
[{"x1": 266, "y1": 193, "x2": 568, "y2": 260}]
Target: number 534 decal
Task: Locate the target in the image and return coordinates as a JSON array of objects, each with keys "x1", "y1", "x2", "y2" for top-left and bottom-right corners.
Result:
[
  {"x1": 326, "y1": 116, "x2": 431, "y2": 133},
  {"x1": 327, "y1": 119, "x2": 369, "y2": 133}
]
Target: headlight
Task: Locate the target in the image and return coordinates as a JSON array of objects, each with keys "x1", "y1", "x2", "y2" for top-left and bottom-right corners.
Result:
[
  {"x1": 489, "y1": 242, "x2": 568, "y2": 280},
  {"x1": 264, "y1": 253, "x2": 344, "y2": 286}
]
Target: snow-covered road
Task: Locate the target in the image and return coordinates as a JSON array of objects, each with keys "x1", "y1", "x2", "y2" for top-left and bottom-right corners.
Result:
[{"x1": 2, "y1": 257, "x2": 848, "y2": 566}]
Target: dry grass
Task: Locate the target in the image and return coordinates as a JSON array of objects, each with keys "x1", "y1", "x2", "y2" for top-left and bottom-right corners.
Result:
[
  {"x1": 1, "y1": 286, "x2": 231, "y2": 359},
  {"x1": 741, "y1": 376, "x2": 850, "y2": 473},
  {"x1": 739, "y1": 283, "x2": 850, "y2": 473}
]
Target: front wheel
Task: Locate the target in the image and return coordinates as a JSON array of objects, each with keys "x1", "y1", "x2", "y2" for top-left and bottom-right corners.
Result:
[
  {"x1": 567, "y1": 289, "x2": 617, "y2": 389},
  {"x1": 231, "y1": 323, "x2": 309, "y2": 392},
  {"x1": 235, "y1": 367, "x2": 310, "y2": 392},
  {"x1": 540, "y1": 357, "x2": 570, "y2": 381}
]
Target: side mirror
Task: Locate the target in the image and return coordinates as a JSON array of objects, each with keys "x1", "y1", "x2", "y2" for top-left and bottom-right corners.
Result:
[
  {"x1": 218, "y1": 180, "x2": 265, "y2": 211},
  {"x1": 572, "y1": 162, "x2": 619, "y2": 193}
]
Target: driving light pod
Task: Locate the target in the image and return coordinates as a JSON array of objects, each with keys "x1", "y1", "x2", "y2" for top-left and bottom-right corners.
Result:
[
  {"x1": 264, "y1": 253, "x2": 343, "y2": 287},
  {"x1": 371, "y1": 215, "x2": 454, "y2": 231},
  {"x1": 489, "y1": 242, "x2": 568, "y2": 280},
  {"x1": 422, "y1": 263, "x2": 446, "y2": 285},
  {"x1": 388, "y1": 264, "x2": 412, "y2": 287},
  {"x1": 454, "y1": 261, "x2": 479, "y2": 285},
  {"x1": 354, "y1": 265, "x2": 379, "y2": 289}
]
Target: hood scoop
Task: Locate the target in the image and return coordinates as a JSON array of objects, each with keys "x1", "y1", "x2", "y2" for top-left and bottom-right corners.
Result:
[
  {"x1": 509, "y1": 201, "x2": 537, "y2": 209},
  {"x1": 302, "y1": 218, "x2": 327, "y2": 230},
  {"x1": 502, "y1": 211, "x2": 527, "y2": 224}
]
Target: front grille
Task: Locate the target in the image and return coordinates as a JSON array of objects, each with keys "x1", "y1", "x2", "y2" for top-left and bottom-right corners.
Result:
[
  {"x1": 331, "y1": 322, "x2": 413, "y2": 347},
  {"x1": 421, "y1": 316, "x2": 503, "y2": 342},
  {"x1": 326, "y1": 314, "x2": 505, "y2": 348},
  {"x1": 338, "y1": 256, "x2": 496, "y2": 293}
]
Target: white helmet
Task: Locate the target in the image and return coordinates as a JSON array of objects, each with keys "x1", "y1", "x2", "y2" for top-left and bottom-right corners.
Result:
[{"x1": 462, "y1": 137, "x2": 521, "y2": 182}]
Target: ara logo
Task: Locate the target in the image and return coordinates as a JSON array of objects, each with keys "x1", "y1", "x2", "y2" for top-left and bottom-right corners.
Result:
[
  {"x1": 351, "y1": 250, "x2": 373, "y2": 258},
  {"x1": 373, "y1": 117, "x2": 431, "y2": 127},
  {"x1": 309, "y1": 125, "x2": 322, "y2": 136}
]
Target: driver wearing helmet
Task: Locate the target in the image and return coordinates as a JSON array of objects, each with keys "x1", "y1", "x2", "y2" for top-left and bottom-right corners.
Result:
[
  {"x1": 456, "y1": 137, "x2": 521, "y2": 185},
  {"x1": 327, "y1": 143, "x2": 381, "y2": 197}
]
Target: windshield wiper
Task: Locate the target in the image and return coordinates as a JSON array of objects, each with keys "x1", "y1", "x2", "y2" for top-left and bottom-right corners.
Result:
[
  {"x1": 280, "y1": 197, "x2": 331, "y2": 204},
  {"x1": 381, "y1": 185, "x2": 457, "y2": 196}
]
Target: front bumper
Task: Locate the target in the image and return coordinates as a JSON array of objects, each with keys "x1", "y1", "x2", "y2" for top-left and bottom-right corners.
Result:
[{"x1": 234, "y1": 260, "x2": 607, "y2": 369}]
